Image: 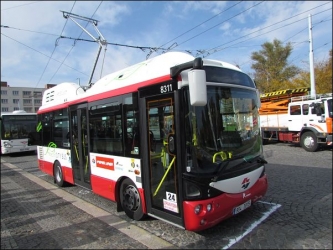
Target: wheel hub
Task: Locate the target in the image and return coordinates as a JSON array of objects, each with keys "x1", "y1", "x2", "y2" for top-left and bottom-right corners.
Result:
[
  {"x1": 123, "y1": 185, "x2": 139, "y2": 211},
  {"x1": 304, "y1": 136, "x2": 314, "y2": 148}
]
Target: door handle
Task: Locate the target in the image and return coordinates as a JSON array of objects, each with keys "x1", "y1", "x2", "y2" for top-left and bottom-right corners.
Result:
[{"x1": 309, "y1": 119, "x2": 314, "y2": 121}]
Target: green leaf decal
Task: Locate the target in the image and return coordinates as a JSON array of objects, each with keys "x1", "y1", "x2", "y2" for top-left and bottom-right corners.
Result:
[
  {"x1": 45, "y1": 142, "x2": 57, "y2": 155},
  {"x1": 48, "y1": 142, "x2": 57, "y2": 148},
  {"x1": 36, "y1": 122, "x2": 42, "y2": 132}
]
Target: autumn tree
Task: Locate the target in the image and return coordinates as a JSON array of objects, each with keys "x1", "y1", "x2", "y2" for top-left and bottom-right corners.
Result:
[
  {"x1": 316, "y1": 49, "x2": 333, "y2": 94},
  {"x1": 251, "y1": 39, "x2": 300, "y2": 93},
  {"x1": 292, "y1": 49, "x2": 332, "y2": 94}
]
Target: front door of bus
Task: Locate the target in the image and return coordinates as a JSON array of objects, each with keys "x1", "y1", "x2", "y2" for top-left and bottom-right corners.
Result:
[
  {"x1": 69, "y1": 104, "x2": 91, "y2": 189},
  {"x1": 141, "y1": 93, "x2": 183, "y2": 227}
]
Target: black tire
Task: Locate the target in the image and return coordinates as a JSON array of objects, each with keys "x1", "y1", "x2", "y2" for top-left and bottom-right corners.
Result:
[
  {"x1": 54, "y1": 161, "x2": 65, "y2": 187},
  {"x1": 120, "y1": 178, "x2": 145, "y2": 220},
  {"x1": 300, "y1": 132, "x2": 318, "y2": 152}
]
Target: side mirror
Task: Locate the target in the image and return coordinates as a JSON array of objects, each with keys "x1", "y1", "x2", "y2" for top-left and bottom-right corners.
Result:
[{"x1": 188, "y1": 69, "x2": 207, "y2": 106}]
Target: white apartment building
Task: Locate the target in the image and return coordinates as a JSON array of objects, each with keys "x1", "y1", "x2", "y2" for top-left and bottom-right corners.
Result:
[{"x1": 1, "y1": 81, "x2": 56, "y2": 113}]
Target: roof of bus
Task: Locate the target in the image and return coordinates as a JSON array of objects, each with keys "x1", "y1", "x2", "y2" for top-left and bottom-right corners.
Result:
[
  {"x1": 87, "y1": 51, "x2": 195, "y2": 95},
  {"x1": 39, "y1": 51, "x2": 245, "y2": 111},
  {"x1": 40, "y1": 51, "x2": 195, "y2": 110},
  {"x1": 1, "y1": 110, "x2": 37, "y2": 116}
]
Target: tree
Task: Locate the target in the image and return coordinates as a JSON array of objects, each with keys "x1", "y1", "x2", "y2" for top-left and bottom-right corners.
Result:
[
  {"x1": 251, "y1": 39, "x2": 300, "y2": 93},
  {"x1": 314, "y1": 49, "x2": 332, "y2": 94},
  {"x1": 292, "y1": 49, "x2": 332, "y2": 94}
]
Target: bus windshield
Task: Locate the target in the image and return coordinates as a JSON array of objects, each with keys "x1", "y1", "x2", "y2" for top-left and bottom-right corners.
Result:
[
  {"x1": 184, "y1": 86, "x2": 262, "y2": 175},
  {"x1": 1, "y1": 115, "x2": 37, "y2": 140}
]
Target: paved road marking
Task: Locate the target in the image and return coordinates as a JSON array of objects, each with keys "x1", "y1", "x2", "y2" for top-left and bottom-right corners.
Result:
[
  {"x1": 2, "y1": 161, "x2": 176, "y2": 249},
  {"x1": 222, "y1": 201, "x2": 282, "y2": 249}
]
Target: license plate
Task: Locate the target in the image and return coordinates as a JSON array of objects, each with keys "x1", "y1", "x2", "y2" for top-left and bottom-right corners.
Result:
[
  {"x1": 20, "y1": 148, "x2": 29, "y2": 151},
  {"x1": 233, "y1": 199, "x2": 251, "y2": 215}
]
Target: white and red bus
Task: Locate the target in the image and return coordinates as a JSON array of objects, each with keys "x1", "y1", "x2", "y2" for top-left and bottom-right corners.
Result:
[
  {"x1": 0, "y1": 110, "x2": 39, "y2": 154},
  {"x1": 36, "y1": 51, "x2": 268, "y2": 231}
]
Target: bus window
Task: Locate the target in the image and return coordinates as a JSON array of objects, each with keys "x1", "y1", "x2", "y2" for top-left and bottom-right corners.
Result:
[
  {"x1": 90, "y1": 100, "x2": 123, "y2": 156},
  {"x1": 53, "y1": 109, "x2": 69, "y2": 148}
]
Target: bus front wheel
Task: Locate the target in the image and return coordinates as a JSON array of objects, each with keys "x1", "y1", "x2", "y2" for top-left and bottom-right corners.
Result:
[
  {"x1": 54, "y1": 161, "x2": 65, "y2": 187},
  {"x1": 120, "y1": 178, "x2": 145, "y2": 221},
  {"x1": 301, "y1": 132, "x2": 318, "y2": 152}
]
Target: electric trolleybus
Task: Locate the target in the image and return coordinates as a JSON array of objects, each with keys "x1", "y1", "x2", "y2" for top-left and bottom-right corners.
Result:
[
  {"x1": 36, "y1": 51, "x2": 268, "y2": 231},
  {"x1": 0, "y1": 110, "x2": 39, "y2": 155}
]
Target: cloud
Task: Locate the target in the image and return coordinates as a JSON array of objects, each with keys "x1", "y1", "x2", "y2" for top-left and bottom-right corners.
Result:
[{"x1": 1, "y1": 1, "x2": 331, "y2": 87}]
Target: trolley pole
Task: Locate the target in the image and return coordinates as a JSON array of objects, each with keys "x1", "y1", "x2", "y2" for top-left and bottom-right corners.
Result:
[{"x1": 61, "y1": 11, "x2": 107, "y2": 88}]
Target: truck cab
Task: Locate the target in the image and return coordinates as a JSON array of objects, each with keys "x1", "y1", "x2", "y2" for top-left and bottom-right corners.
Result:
[{"x1": 260, "y1": 88, "x2": 332, "y2": 152}]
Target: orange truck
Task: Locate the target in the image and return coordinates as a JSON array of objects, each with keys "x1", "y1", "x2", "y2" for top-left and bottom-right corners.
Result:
[{"x1": 259, "y1": 87, "x2": 332, "y2": 152}]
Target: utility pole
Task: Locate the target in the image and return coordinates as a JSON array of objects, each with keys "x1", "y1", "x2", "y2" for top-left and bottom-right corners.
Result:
[{"x1": 308, "y1": 14, "x2": 316, "y2": 98}]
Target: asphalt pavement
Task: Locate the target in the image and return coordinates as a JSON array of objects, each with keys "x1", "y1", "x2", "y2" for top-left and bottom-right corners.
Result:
[
  {"x1": 1, "y1": 161, "x2": 176, "y2": 249},
  {"x1": 1, "y1": 143, "x2": 332, "y2": 249}
]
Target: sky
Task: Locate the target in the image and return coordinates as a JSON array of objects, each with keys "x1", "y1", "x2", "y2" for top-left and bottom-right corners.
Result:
[{"x1": 1, "y1": 1, "x2": 332, "y2": 89}]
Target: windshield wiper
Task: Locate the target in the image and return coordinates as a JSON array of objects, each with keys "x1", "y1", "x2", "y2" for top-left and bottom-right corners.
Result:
[
  {"x1": 213, "y1": 154, "x2": 267, "y2": 181},
  {"x1": 213, "y1": 158, "x2": 236, "y2": 181},
  {"x1": 243, "y1": 154, "x2": 267, "y2": 164}
]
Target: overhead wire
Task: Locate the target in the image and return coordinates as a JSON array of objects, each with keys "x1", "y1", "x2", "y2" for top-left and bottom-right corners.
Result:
[
  {"x1": 149, "y1": 1, "x2": 243, "y2": 58},
  {"x1": 202, "y1": 3, "x2": 332, "y2": 57},
  {"x1": 34, "y1": 1, "x2": 78, "y2": 90},
  {"x1": 1, "y1": 33, "x2": 89, "y2": 77},
  {"x1": 204, "y1": 17, "x2": 312, "y2": 58},
  {"x1": 287, "y1": 16, "x2": 333, "y2": 64},
  {"x1": 3, "y1": 3, "x2": 330, "y2": 64},
  {"x1": 201, "y1": 4, "x2": 332, "y2": 69},
  {"x1": 46, "y1": 1, "x2": 77, "y2": 85},
  {"x1": 0, "y1": 25, "x2": 59, "y2": 36},
  {"x1": 1, "y1": 1, "x2": 331, "y2": 85},
  {"x1": 1, "y1": 1, "x2": 40, "y2": 11},
  {"x1": 239, "y1": 12, "x2": 330, "y2": 65},
  {"x1": 289, "y1": 40, "x2": 332, "y2": 65},
  {"x1": 0, "y1": 25, "x2": 170, "y2": 50},
  {"x1": 171, "y1": 1, "x2": 265, "y2": 55},
  {"x1": 47, "y1": 1, "x2": 103, "y2": 85}
]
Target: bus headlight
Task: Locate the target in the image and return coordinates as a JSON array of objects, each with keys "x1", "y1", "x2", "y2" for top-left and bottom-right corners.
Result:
[
  {"x1": 194, "y1": 204, "x2": 202, "y2": 214},
  {"x1": 3, "y1": 142, "x2": 13, "y2": 148},
  {"x1": 206, "y1": 203, "x2": 212, "y2": 212}
]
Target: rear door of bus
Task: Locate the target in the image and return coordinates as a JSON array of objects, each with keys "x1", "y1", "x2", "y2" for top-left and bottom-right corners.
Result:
[{"x1": 69, "y1": 103, "x2": 91, "y2": 189}]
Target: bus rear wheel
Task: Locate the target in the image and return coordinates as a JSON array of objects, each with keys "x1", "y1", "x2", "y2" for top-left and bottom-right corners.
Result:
[
  {"x1": 120, "y1": 178, "x2": 145, "y2": 221},
  {"x1": 301, "y1": 132, "x2": 318, "y2": 152},
  {"x1": 54, "y1": 161, "x2": 65, "y2": 187}
]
